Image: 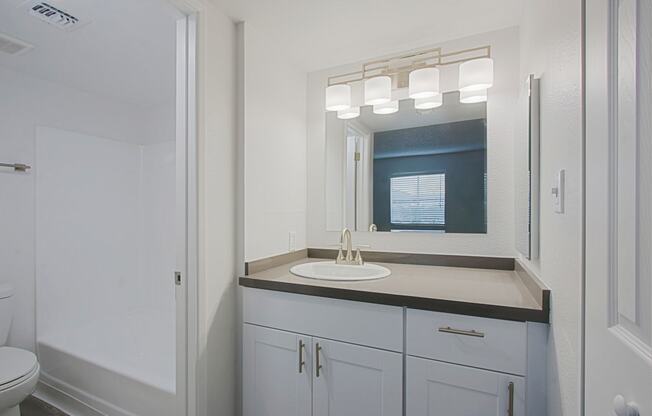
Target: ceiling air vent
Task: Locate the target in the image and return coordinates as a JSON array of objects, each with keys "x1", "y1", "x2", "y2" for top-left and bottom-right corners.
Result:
[
  {"x1": 29, "y1": 2, "x2": 80, "y2": 31},
  {"x1": 0, "y1": 32, "x2": 34, "y2": 56}
]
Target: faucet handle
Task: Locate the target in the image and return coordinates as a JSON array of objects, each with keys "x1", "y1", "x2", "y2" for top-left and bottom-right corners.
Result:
[{"x1": 354, "y1": 248, "x2": 364, "y2": 265}]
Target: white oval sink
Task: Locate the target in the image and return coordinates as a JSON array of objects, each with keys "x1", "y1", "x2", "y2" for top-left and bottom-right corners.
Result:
[{"x1": 290, "y1": 261, "x2": 391, "y2": 281}]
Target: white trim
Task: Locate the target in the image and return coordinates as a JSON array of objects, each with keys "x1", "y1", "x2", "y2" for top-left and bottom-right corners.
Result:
[
  {"x1": 186, "y1": 13, "x2": 199, "y2": 416},
  {"x1": 169, "y1": 2, "x2": 199, "y2": 416},
  {"x1": 35, "y1": 379, "x2": 115, "y2": 416}
]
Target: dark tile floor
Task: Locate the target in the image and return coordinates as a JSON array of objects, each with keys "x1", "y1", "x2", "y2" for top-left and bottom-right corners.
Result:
[{"x1": 20, "y1": 396, "x2": 68, "y2": 416}]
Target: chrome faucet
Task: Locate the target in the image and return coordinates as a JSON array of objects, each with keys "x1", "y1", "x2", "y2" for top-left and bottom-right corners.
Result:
[{"x1": 336, "y1": 228, "x2": 364, "y2": 265}]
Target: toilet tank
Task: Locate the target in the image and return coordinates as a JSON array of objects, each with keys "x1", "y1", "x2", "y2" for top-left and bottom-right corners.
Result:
[{"x1": 0, "y1": 283, "x2": 14, "y2": 345}]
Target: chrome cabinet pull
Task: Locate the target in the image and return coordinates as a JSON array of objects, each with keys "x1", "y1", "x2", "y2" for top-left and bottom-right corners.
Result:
[
  {"x1": 507, "y1": 382, "x2": 514, "y2": 416},
  {"x1": 438, "y1": 326, "x2": 485, "y2": 338},
  {"x1": 298, "y1": 340, "x2": 305, "y2": 373},
  {"x1": 315, "y1": 343, "x2": 323, "y2": 377}
]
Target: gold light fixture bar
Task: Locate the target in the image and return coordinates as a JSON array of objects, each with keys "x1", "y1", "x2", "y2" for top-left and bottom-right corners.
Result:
[{"x1": 327, "y1": 45, "x2": 491, "y2": 87}]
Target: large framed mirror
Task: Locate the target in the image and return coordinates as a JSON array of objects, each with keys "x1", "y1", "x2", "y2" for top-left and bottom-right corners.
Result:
[
  {"x1": 515, "y1": 74, "x2": 540, "y2": 259},
  {"x1": 326, "y1": 91, "x2": 487, "y2": 233}
]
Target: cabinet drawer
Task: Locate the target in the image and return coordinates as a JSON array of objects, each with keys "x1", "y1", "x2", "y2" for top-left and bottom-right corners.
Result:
[
  {"x1": 243, "y1": 288, "x2": 404, "y2": 352},
  {"x1": 407, "y1": 309, "x2": 526, "y2": 375}
]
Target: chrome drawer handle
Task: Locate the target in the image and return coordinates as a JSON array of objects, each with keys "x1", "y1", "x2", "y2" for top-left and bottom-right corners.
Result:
[
  {"x1": 315, "y1": 343, "x2": 323, "y2": 377},
  {"x1": 438, "y1": 326, "x2": 485, "y2": 338},
  {"x1": 508, "y1": 381, "x2": 514, "y2": 416},
  {"x1": 298, "y1": 340, "x2": 306, "y2": 374}
]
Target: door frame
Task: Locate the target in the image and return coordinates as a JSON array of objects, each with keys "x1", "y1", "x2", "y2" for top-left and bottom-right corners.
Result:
[{"x1": 170, "y1": 1, "x2": 199, "y2": 416}]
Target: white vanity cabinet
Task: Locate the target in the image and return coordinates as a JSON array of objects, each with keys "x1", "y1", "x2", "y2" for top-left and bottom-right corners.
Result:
[
  {"x1": 242, "y1": 287, "x2": 547, "y2": 416},
  {"x1": 312, "y1": 337, "x2": 402, "y2": 416},
  {"x1": 242, "y1": 288, "x2": 404, "y2": 416},
  {"x1": 406, "y1": 356, "x2": 525, "y2": 416},
  {"x1": 406, "y1": 309, "x2": 546, "y2": 416},
  {"x1": 243, "y1": 325, "x2": 312, "y2": 416},
  {"x1": 243, "y1": 324, "x2": 403, "y2": 416}
]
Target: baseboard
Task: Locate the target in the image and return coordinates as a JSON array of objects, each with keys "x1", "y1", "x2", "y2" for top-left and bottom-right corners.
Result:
[{"x1": 36, "y1": 373, "x2": 136, "y2": 416}]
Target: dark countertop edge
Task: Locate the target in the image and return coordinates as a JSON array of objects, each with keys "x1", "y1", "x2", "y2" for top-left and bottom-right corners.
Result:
[{"x1": 239, "y1": 276, "x2": 550, "y2": 324}]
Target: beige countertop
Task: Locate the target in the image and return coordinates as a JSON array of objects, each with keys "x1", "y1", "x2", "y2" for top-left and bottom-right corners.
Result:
[{"x1": 239, "y1": 257, "x2": 549, "y2": 322}]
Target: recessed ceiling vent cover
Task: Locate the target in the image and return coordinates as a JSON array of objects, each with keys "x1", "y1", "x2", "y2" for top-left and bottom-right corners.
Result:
[
  {"x1": 0, "y1": 32, "x2": 34, "y2": 55},
  {"x1": 29, "y1": 2, "x2": 81, "y2": 31}
]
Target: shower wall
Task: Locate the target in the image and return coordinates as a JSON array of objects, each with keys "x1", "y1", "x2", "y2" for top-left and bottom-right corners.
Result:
[
  {"x1": 0, "y1": 67, "x2": 176, "y2": 415},
  {"x1": 0, "y1": 66, "x2": 173, "y2": 351},
  {"x1": 35, "y1": 127, "x2": 176, "y2": 411}
]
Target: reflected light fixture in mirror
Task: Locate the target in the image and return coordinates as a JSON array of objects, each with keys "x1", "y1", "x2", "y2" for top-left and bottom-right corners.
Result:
[
  {"x1": 373, "y1": 100, "x2": 399, "y2": 114},
  {"x1": 337, "y1": 106, "x2": 360, "y2": 119},
  {"x1": 364, "y1": 76, "x2": 392, "y2": 105},
  {"x1": 408, "y1": 67, "x2": 440, "y2": 99},
  {"x1": 325, "y1": 84, "x2": 351, "y2": 111},
  {"x1": 459, "y1": 89, "x2": 487, "y2": 104},
  {"x1": 414, "y1": 93, "x2": 443, "y2": 109},
  {"x1": 458, "y1": 57, "x2": 494, "y2": 92}
]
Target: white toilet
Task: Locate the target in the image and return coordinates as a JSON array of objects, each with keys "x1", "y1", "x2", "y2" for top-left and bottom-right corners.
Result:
[{"x1": 0, "y1": 284, "x2": 40, "y2": 416}]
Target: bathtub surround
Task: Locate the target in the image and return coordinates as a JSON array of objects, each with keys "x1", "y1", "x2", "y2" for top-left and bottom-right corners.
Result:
[
  {"x1": 0, "y1": 67, "x2": 174, "y2": 353},
  {"x1": 34, "y1": 126, "x2": 176, "y2": 416}
]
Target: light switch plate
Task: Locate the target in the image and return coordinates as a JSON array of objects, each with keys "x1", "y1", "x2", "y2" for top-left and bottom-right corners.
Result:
[
  {"x1": 552, "y1": 169, "x2": 565, "y2": 213},
  {"x1": 288, "y1": 232, "x2": 296, "y2": 252}
]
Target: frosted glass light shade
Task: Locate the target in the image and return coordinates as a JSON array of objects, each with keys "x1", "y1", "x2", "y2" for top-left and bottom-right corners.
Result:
[
  {"x1": 325, "y1": 84, "x2": 351, "y2": 111},
  {"x1": 409, "y1": 68, "x2": 440, "y2": 99},
  {"x1": 459, "y1": 89, "x2": 487, "y2": 103},
  {"x1": 373, "y1": 100, "x2": 399, "y2": 115},
  {"x1": 414, "y1": 94, "x2": 443, "y2": 110},
  {"x1": 364, "y1": 76, "x2": 392, "y2": 105},
  {"x1": 337, "y1": 106, "x2": 360, "y2": 119},
  {"x1": 458, "y1": 58, "x2": 494, "y2": 92}
]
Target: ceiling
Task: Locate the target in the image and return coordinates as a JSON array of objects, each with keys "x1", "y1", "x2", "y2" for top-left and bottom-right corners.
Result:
[
  {"x1": 357, "y1": 91, "x2": 486, "y2": 133},
  {"x1": 0, "y1": 0, "x2": 180, "y2": 107},
  {"x1": 212, "y1": 0, "x2": 523, "y2": 72}
]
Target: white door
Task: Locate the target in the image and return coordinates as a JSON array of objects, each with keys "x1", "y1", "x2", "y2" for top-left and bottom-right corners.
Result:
[
  {"x1": 585, "y1": 0, "x2": 652, "y2": 415},
  {"x1": 406, "y1": 356, "x2": 525, "y2": 416},
  {"x1": 243, "y1": 324, "x2": 312, "y2": 416},
  {"x1": 312, "y1": 338, "x2": 402, "y2": 416}
]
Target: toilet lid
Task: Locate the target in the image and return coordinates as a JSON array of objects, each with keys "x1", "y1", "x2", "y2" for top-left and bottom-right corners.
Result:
[{"x1": 0, "y1": 347, "x2": 38, "y2": 387}]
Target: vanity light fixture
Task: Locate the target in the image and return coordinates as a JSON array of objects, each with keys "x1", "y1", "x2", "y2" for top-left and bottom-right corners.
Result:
[
  {"x1": 373, "y1": 100, "x2": 399, "y2": 115},
  {"x1": 325, "y1": 45, "x2": 492, "y2": 114},
  {"x1": 408, "y1": 67, "x2": 440, "y2": 99},
  {"x1": 414, "y1": 94, "x2": 443, "y2": 110},
  {"x1": 337, "y1": 106, "x2": 360, "y2": 119},
  {"x1": 364, "y1": 76, "x2": 392, "y2": 105},
  {"x1": 458, "y1": 57, "x2": 494, "y2": 92},
  {"x1": 459, "y1": 89, "x2": 487, "y2": 104},
  {"x1": 325, "y1": 84, "x2": 351, "y2": 111}
]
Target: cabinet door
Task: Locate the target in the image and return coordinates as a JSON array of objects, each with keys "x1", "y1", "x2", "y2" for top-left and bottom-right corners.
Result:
[
  {"x1": 313, "y1": 338, "x2": 402, "y2": 416},
  {"x1": 407, "y1": 356, "x2": 525, "y2": 416},
  {"x1": 243, "y1": 324, "x2": 311, "y2": 416}
]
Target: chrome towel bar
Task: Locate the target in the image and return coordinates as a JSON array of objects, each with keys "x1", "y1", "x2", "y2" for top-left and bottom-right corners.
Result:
[{"x1": 0, "y1": 162, "x2": 31, "y2": 172}]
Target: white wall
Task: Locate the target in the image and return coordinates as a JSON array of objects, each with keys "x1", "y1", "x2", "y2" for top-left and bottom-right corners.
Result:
[
  {"x1": 0, "y1": 67, "x2": 173, "y2": 352},
  {"x1": 194, "y1": 2, "x2": 239, "y2": 416},
  {"x1": 242, "y1": 23, "x2": 307, "y2": 261},
  {"x1": 518, "y1": 1, "x2": 583, "y2": 415},
  {"x1": 307, "y1": 27, "x2": 519, "y2": 256}
]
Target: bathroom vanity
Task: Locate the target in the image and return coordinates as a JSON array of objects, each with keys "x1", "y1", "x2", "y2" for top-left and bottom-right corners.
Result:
[
  {"x1": 240, "y1": 29, "x2": 549, "y2": 416},
  {"x1": 239, "y1": 252, "x2": 549, "y2": 416}
]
